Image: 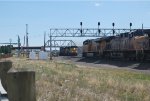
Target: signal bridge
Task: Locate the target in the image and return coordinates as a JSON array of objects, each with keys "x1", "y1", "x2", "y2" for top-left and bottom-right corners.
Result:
[
  {"x1": 49, "y1": 28, "x2": 137, "y2": 37},
  {"x1": 46, "y1": 28, "x2": 138, "y2": 48}
]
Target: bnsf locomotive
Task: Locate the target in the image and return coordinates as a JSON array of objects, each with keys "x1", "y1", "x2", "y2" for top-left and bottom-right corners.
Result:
[{"x1": 82, "y1": 29, "x2": 150, "y2": 60}]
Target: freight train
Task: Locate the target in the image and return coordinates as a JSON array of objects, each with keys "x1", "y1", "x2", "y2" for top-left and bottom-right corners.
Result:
[
  {"x1": 82, "y1": 29, "x2": 150, "y2": 60},
  {"x1": 59, "y1": 46, "x2": 78, "y2": 56}
]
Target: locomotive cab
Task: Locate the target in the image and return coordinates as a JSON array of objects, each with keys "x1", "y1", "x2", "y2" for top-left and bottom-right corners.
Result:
[{"x1": 82, "y1": 39, "x2": 98, "y2": 57}]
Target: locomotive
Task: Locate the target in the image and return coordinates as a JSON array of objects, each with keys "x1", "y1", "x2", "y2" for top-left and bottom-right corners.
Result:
[
  {"x1": 59, "y1": 46, "x2": 78, "y2": 56},
  {"x1": 82, "y1": 39, "x2": 98, "y2": 57},
  {"x1": 82, "y1": 29, "x2": 150, "y2": 60}
]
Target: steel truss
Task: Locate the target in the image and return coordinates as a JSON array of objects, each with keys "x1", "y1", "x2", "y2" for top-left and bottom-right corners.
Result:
[
  {"x1": 50, "y1": 28, "x2": 137, "y2": 37},
  {"x1": 46, "y1": 28, "x2": 138, "y2": 48},
  {"x1": 45, "y1": 40, "x2": 76, "y2": 47}
]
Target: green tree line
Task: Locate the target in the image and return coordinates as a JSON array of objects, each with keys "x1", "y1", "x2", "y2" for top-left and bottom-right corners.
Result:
[{"x1": 0, "y1": 45, "x2": 13, "y2": 54}]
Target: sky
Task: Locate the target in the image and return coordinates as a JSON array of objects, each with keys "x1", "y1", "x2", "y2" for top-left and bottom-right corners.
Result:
[{"x1": 0, "y1": 0, "x2": 150, "y2": 46}]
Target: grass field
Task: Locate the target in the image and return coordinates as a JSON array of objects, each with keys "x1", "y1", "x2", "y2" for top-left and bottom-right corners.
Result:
[{"x1": 9, "y1": 57, "x2": 150, "y2": 101}]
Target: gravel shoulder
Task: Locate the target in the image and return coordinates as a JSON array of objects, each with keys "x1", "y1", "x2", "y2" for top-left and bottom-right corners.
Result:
[{"x1": 53, "y1": 56, "x2": 150, "y2": 75}]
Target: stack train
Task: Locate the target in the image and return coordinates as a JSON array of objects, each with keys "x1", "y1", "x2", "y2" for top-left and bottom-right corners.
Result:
[{"x1": 82, "y1": 29, "x2": 150, "y2": 61}]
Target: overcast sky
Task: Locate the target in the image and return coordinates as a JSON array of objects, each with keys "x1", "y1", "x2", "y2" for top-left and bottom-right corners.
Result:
[{"x1": 0, "y1": 0, "x2": 150, "y2": 46}]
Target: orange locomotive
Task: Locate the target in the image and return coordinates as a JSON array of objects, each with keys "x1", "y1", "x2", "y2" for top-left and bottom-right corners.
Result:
[
  {"x1": 82, "y1": 29, "x2": 150, "y2": 60},
  {"x1": 82, "y1": 39, "x2": 99, "y2": 57}
]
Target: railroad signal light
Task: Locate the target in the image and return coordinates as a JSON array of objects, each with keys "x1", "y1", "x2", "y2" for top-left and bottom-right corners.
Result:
[
  {"x1": 130, "y1": 22, "x2": 132, "y2": 32},
  {"x1": 112, "y1": 23, "x2": 115, "y2": 27},
  {"x1": 130, "y1": 23, "x2": 132, "y2": 27},
  {"x1": 80, "y1": 22, "x2": 82, "y2": 26},
  {"x1": 98, "y1": 22, "x2": 100, "y2": 26},
  {"x1": 112, "y1": 23, "x2": 115, "y2": 36},
  {"x1": 98, "y1": 22, "x2": 101, "y2": 34},
  {"x1": 80, "y1": 22, "x2": 83, "y2": 34}
]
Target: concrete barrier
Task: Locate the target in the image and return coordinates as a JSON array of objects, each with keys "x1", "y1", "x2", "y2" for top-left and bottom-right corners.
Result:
[
  {"x1": 0, "y1": 61, "x2": 12, "y2": 91},
  {"x1": 7, "y1": 68, "x2": 36, "y2": 101}
]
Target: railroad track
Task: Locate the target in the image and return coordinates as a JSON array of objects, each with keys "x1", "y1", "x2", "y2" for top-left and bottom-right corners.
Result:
[{"x1": 54, "y1": 56, "x2": 150, "y2": 74}]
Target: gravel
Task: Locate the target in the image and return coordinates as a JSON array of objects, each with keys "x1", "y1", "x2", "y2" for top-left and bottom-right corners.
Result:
[{"x1": 53, "y1": 56, "x2": 150, "y2": 75}]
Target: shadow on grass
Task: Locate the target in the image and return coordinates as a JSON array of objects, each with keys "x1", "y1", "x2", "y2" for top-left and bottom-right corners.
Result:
[
  {"x1": 76, "y1": 57, "x2": 98, "y2": 63},
  {"x1": 76, "y1": 57, "x2": 150, "y2": 70}
]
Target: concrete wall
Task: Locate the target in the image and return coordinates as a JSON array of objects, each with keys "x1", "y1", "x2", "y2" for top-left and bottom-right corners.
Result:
[
  {"x1": 0, "y1": 61, "x2": 12, "y2": 91},
  {"x1": 0, "y1": 61, "x2": 36, "y2": 101},
  {"x1": 7, "y1": 68, "x2": 36, "y2": 101}
]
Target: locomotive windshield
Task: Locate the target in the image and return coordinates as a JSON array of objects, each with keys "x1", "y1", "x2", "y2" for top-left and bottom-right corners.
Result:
[{"x1": 83, "y1": 40, "x2": 88, "y2": 45}]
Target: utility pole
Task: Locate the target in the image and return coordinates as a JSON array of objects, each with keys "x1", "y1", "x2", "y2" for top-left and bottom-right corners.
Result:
[
  {"x1": 44, "y1": 32, "x2": 46, "y2": 51},
  {"x1": 50, "y1": 29, "x2": 52, "y2": 60},
  {"x1": 23, "y1": 35, "x2": 25, "y2": 47},
  {"x1": 26, "y1": 24, "x2": 29, "y2": 58},
  {"x1": 18, "y1": 35, "x2": 21, "y2": 57},
  {"x1": 142, "y1": 23, "x2": 144, "y2": 35}
]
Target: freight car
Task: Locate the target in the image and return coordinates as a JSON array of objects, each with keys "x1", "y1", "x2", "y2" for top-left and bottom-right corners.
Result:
[
  {"x1": 59, "y1": 46, "x2": 78, "y2": 56},
  {"x1": 82, "y1": 29, "x2": 150, "y2": 60}
]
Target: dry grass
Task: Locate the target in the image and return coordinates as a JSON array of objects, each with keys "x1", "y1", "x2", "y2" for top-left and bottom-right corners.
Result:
[{"x1": 7, "y1": 57, "x2": 150, "y2": 101}]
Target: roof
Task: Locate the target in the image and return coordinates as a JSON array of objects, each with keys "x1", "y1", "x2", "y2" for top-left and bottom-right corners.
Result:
[
  {"x1": 101, "y1": 36, "x2": 115, "y2": 42},
  {"x1": 131, "y1": 29, "x2": 150, "y2": 36},
  {"x1": 120, "y1": 32, "x2": 130, "y2": 37}
]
